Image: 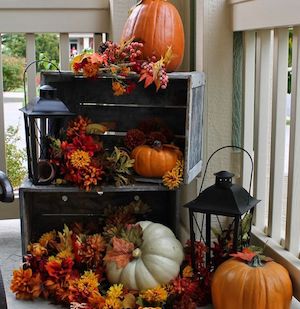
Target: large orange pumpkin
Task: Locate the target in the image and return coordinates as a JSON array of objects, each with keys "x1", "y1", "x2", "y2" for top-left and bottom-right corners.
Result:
[
  {"x1": 212, "y1": 254, "x2": 292, "y2": 309},
  {"x1": 121, "y1": 0, "x2": 185, "y2": 72},
  {"x1": 131, "y1": 144, "x2": 181, "y2": 177}
]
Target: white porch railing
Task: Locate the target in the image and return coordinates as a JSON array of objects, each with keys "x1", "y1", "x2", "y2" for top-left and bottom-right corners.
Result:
[
  {"x1": 231, "y1": 0, "x2": 300, "y2": 300},
  {"x1": 0, "y1": 0, "x2": 136, "y2": 218}
]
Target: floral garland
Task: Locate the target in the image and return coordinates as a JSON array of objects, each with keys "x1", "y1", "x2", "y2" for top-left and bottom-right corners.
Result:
[
  {"x1": 71, "y1": 39, "x2": 172, "y2": 96},
  {"x1": 10, "y1": 201, "x2": 212, "y2": 308}
]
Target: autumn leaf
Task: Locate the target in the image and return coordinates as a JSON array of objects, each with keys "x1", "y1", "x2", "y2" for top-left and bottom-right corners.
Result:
[
  {"x1": 230, "y1": 247, "x2": 256, "y2": 262},
  {"x1": 164, "y1": 46, "x2": 173, "y2": 66},
  {"x1": 104, "y1": 237, "x2": 135, "y2": 268},
  {"x1": 139, "y1": 71, "x2": 155, "y2": 88}
]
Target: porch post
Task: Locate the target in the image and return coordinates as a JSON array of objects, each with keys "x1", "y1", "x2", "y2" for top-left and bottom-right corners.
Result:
[
  {"x1": 109, "y1": 0, "x2": 136, "y2": 42},
  {"x1": 0, "y1": 34, "x2": 6, "y2": 172}
]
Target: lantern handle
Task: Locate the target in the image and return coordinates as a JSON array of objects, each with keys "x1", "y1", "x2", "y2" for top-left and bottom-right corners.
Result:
[
  {"x1": 199, "y1": 145, "x2": 254, "y2": 200},
  {"x1": 23, "y1": 59, "x2": 61, "y2": 108}
]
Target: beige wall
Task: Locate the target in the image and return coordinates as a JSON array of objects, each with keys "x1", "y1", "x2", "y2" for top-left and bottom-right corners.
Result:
[{"x1": 179, "y1": 0, "x2": 234, "y2": 242}]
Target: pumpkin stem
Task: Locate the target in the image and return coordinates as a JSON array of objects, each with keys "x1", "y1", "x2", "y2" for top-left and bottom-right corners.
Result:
[
  {"x1": 152, "y1": 140, "x2": 162, "y2": 149},
  {"x1": 248, "y1": 255, "x2": 263, "y2": 267},
  {"x1": 132, "y1": 248, "x2": 142, "y2": 259}
]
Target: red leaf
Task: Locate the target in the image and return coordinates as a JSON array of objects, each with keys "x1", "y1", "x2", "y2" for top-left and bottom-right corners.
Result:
[
  {"x1": 104, "y1": 237, "x2": 134, "y2": 268},
  {"x1": 139, "y1": 70, "x2": 154, "y2": 88},
  {"x1": 230, "y1": 247, "x2": 256, "y2": 262}
]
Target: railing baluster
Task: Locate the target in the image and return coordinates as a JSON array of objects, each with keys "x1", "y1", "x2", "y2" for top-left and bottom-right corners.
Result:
[
  {"x1": 94, "y1": 33, "x2": 103, "y2": 51},
  {"x1": 0, "y1": 34, "x2": 6, "y2": 172},
  {"x1": 242, "y1": 31, "x2": 255, "y2": 190},
  {"x1": 25, "y1": 33, "x2": 36, "y2": 103},
  {"x1": 268, "y1": 28, "x2": 289, "y2": 243},
  {"x1": 286, "y1": 26, "x2": 300, "y2": 257},
  {"x1": 253, "y1": 29, "x2": 273, "y2": 231},
  {"x1": 59, "y1": 33, "x2": 70, "y2": 70}
]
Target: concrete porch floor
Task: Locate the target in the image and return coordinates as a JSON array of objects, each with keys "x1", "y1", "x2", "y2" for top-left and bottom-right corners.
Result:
[{"x1": 0, "y1": 219, "x2": 299, "y2": 309}]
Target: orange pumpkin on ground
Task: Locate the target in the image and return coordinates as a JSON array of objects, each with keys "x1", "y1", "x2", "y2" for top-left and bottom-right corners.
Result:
[
  {"x1": 131, "y1": 143, "x2": 182, "y2": 177},
  {"x1": 211, "y1": 249, "x2": 292, "y2": 309},
  {"x1": 121, "y1": 0, "x2": 185, "y2": 72}
]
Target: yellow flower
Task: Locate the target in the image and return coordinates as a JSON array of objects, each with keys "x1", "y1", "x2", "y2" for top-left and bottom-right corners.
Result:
[
  {"x1": 162, "y1": 169, "x2": 183, "y2": 190},
  {"x1": 70, "y1": 150, "x2": 91, "y2": 169},
  {"x1": 106, "y1": 283, "x2": 123, "y2": 299},
  {"x1": 104, "y1": 297, "x2": 122, "y2": 309},
  {"x1": 140, "y1": 286, "x2": 168, "y2": 303},
  {"x1": 39, "y1": 230, "x2": 57, "y2": 247},
  {"x1": 77, "y1": 271, "x2": 99, "y2": 293},
  {"x1": 57, "y1": 249, "x2": 74, "y2": 260},
  {"x1": 174, "y1": 159, "x2": 184, "y2": 174},
  {"x1": 112, "y1": 81, "x2": 126, "y2": 96}
]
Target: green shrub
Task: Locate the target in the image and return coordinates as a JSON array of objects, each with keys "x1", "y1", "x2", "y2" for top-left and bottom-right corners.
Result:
[
  {"x1": 2, "y1": 33, "x2": 59, "y2": 67},
  {"x1": 2, "y1": 55, "x2": 25, "y2": 91},
  {"x1": 5, "y1": 126, "x2": 27, "y2": 188}
]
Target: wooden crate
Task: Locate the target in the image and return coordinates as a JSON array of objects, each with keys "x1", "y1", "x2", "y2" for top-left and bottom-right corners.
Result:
[
  {"x1": 19, "y1": 180, "x2": 179, "y2": 254},
  {"x1": 19, "y1": 71, "x2": 205, "y2": 252},
  {"x1": 41, "y1": 71, "x2": 205, "y2": 184}
]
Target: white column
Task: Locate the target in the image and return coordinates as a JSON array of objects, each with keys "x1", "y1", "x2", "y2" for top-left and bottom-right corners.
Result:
[
  {"x1": 0, "y1": 34, "x2": 6, "y2": 172},
  {"x1": 59, "y1": 33, "x2": 70, "y2": 71},
  {"x1": 25, "y1": 33, "x2": 36, "y2": 105},
  {"x1": 109, "y1": 0, "x2": 136, "y2": 42}
]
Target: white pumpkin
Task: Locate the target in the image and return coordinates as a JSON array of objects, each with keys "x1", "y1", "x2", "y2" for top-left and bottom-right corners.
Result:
[{"x1": 106, "y1": 221, "x2": 184, "y2": 290}]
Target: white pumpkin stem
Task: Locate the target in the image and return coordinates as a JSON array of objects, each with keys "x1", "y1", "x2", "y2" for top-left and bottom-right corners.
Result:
[{"x1": 132, "y1": 248, "x2": 142, "y2": 258}]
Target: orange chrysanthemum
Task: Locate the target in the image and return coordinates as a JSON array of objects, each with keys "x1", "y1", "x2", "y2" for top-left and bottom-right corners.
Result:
[
  {"x1": 112, "y1": 82, "x2": 126, "y2": 96},
  {"x1": 82, "y1": 62, "x2": 99, "y2": 78},
  {"x1": 66, "y1": 116, "x2": 90, "y2": 139},
  {"x1": 140, "y1": 286, "x2": 168, "y2": 303},
  {"x1": 27, "y1": 243, "x2": 48, "y2": 257},
  {"x1": 45, "y1": 256, "x2": 74, "y2": 279},
  {"x1": 75, "y1": 234, "x2": 106, "y2": 267},
  {"x1": 69, "y1": 271, "x2": 99, "y2": 303},
  {"x1": 182, "y1": 265, "x2": 194, "y2": 278},
  {"x1": 88, "y1": 291, "x2": 106, "y2": 309},
  {"x1": 70, "y1": 150, "x2": 91, "y2": 169},
  {"x1": 10, "y1": 268, "x2": 42, "y2": 300}
]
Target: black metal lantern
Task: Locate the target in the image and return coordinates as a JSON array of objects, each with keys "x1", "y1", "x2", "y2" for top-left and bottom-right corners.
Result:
[
  {"x1": 184, "y1": 146, "x2": 260, "y2": 270},
  {"x1": 21, "y1": 60, "x2": 75, "y2": 185}
]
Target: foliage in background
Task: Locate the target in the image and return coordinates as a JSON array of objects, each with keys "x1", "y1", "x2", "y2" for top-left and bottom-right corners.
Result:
[
  {"x1": 2, "y1": 33, "x2": 59, "y2": 70},
  {"x1": 5, "y1": 126, "x2": 27, "y2": 188},
  {"x1": 2, "y1": 55, "x2": 25, "y2": 91}
]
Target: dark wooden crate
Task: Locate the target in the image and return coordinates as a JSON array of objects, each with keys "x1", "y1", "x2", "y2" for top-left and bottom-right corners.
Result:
[
  {"x1": 41, "y1": 71, "x2": 205, "y2": 184},
  {"x1": 19, "y1": 180, "x2": 179, "y2": 254},
  {"x1": 19, "y1": 71, "x2": 205, "y2": 252}
]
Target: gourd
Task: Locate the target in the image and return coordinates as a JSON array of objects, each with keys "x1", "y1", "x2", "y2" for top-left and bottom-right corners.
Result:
[
  {"x1": 106, "y1": 221, "x2": 184, "y2": 290},
  {"x1": 212, "y1": 250, "x2": 293, "y2": 309},
  {"x1": 131, "y1": 143, "x2": 181, "y2": 177},
  {"x1": 121, "y1": 0, "x2": 185, "y2": 72}
]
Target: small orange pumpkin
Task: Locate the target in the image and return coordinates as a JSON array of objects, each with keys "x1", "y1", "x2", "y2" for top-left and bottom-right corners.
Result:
[
  {"x1": 121, "y1": 0, "x2": 185, "y2": 72},
  {"x1": 131, "y1": 143, "x2": 181, "y2": 177},
  {"x1": 212, "y1": 249, "x2": 292, "y2": 309}
]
